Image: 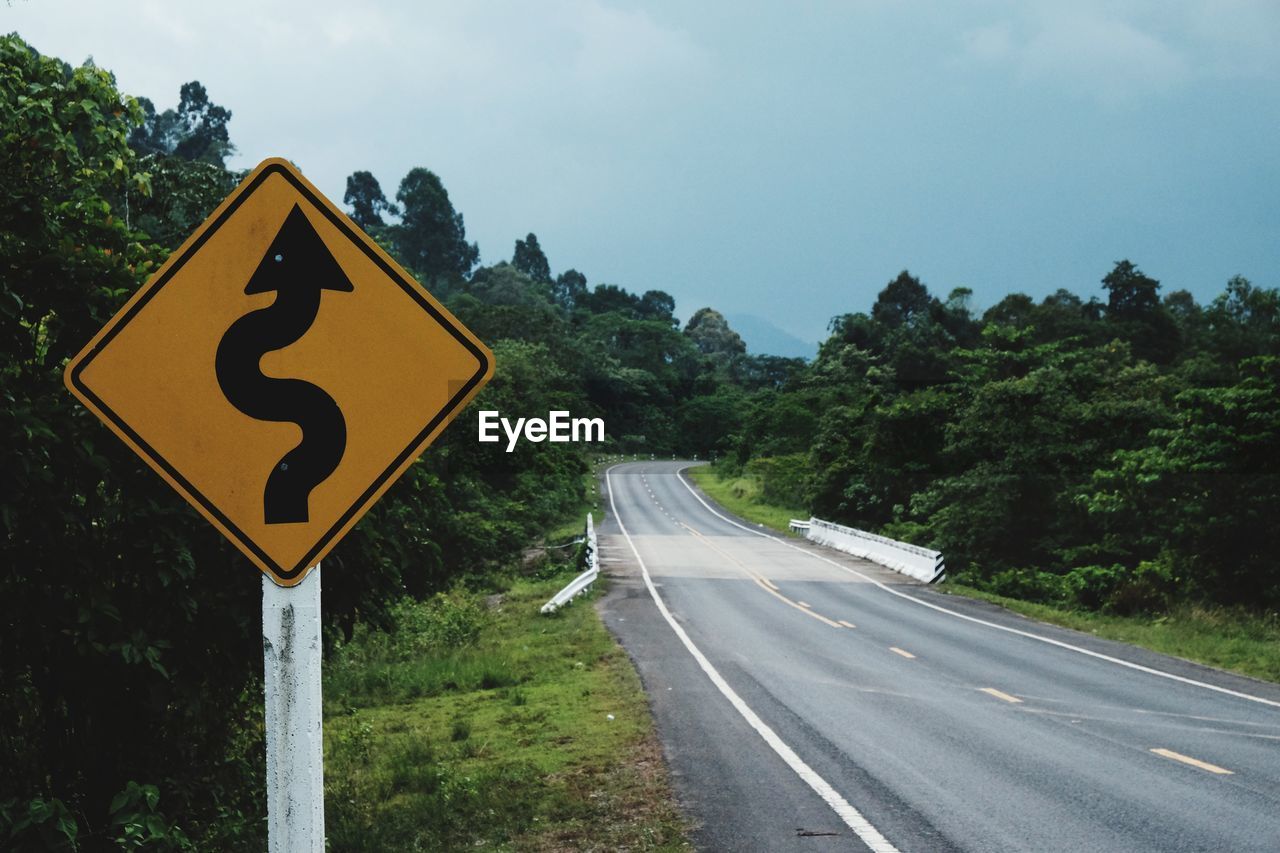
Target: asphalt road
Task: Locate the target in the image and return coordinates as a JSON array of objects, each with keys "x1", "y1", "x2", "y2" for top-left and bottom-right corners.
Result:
[{"x1": 595, "y1": 461, "x2": 1280, "y2": 853}]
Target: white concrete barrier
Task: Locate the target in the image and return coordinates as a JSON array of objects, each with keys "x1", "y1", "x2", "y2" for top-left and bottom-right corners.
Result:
[
  {"x1": 805, "y1": 517, "x2": 944, "y2": 583},
  {"x1": 541, "y1": 513, "x2": 599, "y2": 613}
]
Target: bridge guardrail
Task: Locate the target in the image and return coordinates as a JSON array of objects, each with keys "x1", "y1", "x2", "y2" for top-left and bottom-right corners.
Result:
[
  {"x1": 804, "y1": 517, "x2": 944, "y2": 583},
  {"x1": 541, "y1": 513, "x2": 598, "y2": 614}
]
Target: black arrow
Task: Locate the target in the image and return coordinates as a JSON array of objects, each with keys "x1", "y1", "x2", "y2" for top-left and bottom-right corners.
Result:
[{"x1": 215, "y1": 204, "x2": 353, "y2": 524}]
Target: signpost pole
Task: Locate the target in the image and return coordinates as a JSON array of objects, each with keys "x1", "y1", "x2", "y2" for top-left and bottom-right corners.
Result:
[{"x1": 263, "y1": 565, "x2": 324, "y2": 852}]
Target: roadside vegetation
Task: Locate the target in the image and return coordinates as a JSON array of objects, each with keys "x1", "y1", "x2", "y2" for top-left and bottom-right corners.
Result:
[
  {"x1": 941, "y1": 586, "x2": 1280, "y2": 684},
  {"x1": 685, "y1": 463, "x2": 805, "y2": 535},
  {"x1": 323, "y1": 564, "x2": 690, "y2": 851}
]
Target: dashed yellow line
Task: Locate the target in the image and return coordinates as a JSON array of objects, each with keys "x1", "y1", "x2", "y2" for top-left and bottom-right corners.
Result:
[
  {"x1": 751, "y1": 579, "x2": 844, "y2": 628},
  {"x1": 797, "y1": 601, "x2": 811, "y2": 609},
  {"x1": 890, "y1": 647, "x2": 916, "y2": 659},
  {"x1": 1150, "y1": 748, "x2": 1233, "y2": 775},
  {"x1": 979, "y1": 687, "x2": 1023, "y2": 704},
  {"x1": 680, "y1": 522, "x2": 844, "y2": 629},
  {"x1": 838, "y1": 620, "x2": 856, "y2": 629}
]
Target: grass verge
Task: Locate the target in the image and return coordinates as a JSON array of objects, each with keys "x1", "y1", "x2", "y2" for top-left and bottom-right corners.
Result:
[
  {"x1": 684, "y1": 464, "x2": 804, "y2": 536},
  {"x1": 682, "y1": 464, "x2": 1280, "y2": 685},
  {"x1": 940, "y1": 584, "x2": 1280, "y2": 684},
  {"x1": 324, "y1": 575, "x2": 691, "y2": 851}
]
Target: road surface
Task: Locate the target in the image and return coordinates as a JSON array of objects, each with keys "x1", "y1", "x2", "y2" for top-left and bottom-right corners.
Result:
[{"x1": 596, "y1": 461, "x2": 1280, "y2": 852}]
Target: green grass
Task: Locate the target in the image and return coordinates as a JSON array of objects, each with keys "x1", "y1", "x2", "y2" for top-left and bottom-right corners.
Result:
[
  {"x1": 685, "y1": 463, "x2": 805, "y2": 536},
  {"x1": 940, "y1": 584, "x2": 1280, "y2": 685},
  {"x1": 324, "y1": 574, "x2": 691, "y2": 851}
]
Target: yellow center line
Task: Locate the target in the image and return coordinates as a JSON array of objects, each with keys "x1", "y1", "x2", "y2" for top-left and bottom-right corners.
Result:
[
  {"x1": 890, "y1": 647, "x2": 916, "y2": 659},
  {"x1": 751, "y1": 579, "x2": 845, "y2": 628},
  {"x1": 679, "y1": 522, "x2": 843, "y2": 629},
  {"x1": 979, "y1": 687, "x2": 1023, "y2": 704},
  {"x1": 838, "y1": 620, "x2": 857, "y2": 629},
  {"x1": 1150, "y1": 748, "x2": 1234, "y2": 775},
  {"x1": 797, "y1": 601, "x2": 811, "y2": 609}
]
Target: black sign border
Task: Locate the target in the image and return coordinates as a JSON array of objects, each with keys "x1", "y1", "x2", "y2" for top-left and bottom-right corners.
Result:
[{"x1": 68, "y1": 163, "x2": 490, "y2": 582}]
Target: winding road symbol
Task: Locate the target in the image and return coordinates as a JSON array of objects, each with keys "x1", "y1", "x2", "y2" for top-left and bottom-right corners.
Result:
[
  {"x1": 215, "y1": 205, "x2": 351, "y2": 524},
  {"x1": 64, "y1": 157, "x2": 492, "y2": 585}
]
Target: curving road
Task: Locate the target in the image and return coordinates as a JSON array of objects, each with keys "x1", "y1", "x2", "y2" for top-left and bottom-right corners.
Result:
[{"x1": 595, "y1": 461, "x2": 1280, "y2": 852}]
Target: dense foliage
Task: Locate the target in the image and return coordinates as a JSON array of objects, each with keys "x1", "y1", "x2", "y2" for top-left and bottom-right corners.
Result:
[{"x1": 726, "y1": 268, "x2": 1280, "y2": 615}]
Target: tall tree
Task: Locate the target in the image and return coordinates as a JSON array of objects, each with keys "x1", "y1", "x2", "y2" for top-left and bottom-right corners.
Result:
[
  {"x1": 392, "y1": 167, "x2": 479, "y2": 282},
  {"x1": 872, "y1": 270, "x2": 934, "y2": 329},
  {"x1": 344, "y1": 171, "x2": 397, "y2": 230},
  {"x1": 684, "y1": 308, "x2": 746, "y2": 356},
  {"x1": 128, "y1": 81, "x2": 233, "y2": 167},
  {"x1": 1102, "y1": 260, "x2": 1160, "y2": 319},
  {"x1": 639, "y1": 290, "x2": 677, "y2": 325},
  {"x1": 512, "y1": 232, "x2": 551, "y2": 282},
  {"x1": 553, "y1": 269, "x2": 587, "y2": 311},
  {"x1": 1101, "y1": 260, "x2": 1178, "y2": 364}
]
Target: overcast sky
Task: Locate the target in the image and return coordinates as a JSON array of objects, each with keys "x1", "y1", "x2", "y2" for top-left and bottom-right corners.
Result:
[{"x1": 9, "y1": 0, "x2": 1279, "y2": 342}]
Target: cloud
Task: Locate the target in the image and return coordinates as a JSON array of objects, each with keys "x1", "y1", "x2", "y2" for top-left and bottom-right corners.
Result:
[
  {"x1": 958, "y1": 1, "x2": 1279, "y2": 102},
  {"x1": 961, "y1": 8, "x2": 1187, "y2": 102}
]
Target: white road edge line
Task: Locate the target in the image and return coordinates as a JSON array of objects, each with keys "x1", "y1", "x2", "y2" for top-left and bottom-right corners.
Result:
[
  {"x1": 672, "y1": 466, "x2": 1280, "y2": 711},
  {"x1": 606, "y1": 466, "x2": 900, "y2": 853}
]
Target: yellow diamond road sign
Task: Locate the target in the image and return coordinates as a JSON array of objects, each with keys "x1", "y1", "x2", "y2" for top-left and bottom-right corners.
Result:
[{"x1": 65, "y1": 158, "x2": 493, "y2": 586}]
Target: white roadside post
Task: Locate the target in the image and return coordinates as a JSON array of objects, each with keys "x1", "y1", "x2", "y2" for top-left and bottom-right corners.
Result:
[{"x1": 263, "y1": 565, "x2": 325, "y2": 852}]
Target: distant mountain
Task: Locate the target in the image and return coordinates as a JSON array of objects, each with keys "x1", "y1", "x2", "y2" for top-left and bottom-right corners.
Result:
[{"x1": 725, "y1": 313, "x2": 818, "y2": 360}]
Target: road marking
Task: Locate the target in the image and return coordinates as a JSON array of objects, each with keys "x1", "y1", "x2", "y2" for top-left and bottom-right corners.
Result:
[
  {"x1": 979, "y1": 687, "x2": 1023, "y2": 704},
  {"x1": 798, "y1": 601, "x2": 811, "y2": 609},
  {"x1": 890, "y1": 647, "x2": 915, "y2": 659},
  {"x1": 673, "y1": 467, "x2": 1280, "y2": 711},
  {"x1": 752, "y1": 579, "x2": 845, "y2": 628},
  {"x1": 679, "y1": 522, "x2": 843, "y2": 629},
  {"x1": 606, "y1": 466, "x2": 899, "y2": 853},
  {"x1": 838, "y1": 620, "x2": 857, "y2": 629},
  {"x1": 1150, "y1": 748, "x2": 1233, "y2": 775}
]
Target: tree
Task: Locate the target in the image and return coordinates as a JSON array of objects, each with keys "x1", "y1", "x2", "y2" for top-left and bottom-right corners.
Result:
[
  {"x1": 983, "y1": 293, "x2": 1036, "y2": 330},
  {"x1": 684, "y1": 308, "x2": 746, "y2": 356},
  {"x1": 1204, "y1": 275, "x2": 1280, "y2": 363},
  {"x1": 124, "y1": 81, "x2": 239, "y2": 249},
  {"x1": 129, "y1": 81, "x2": 233, "y2": 167},
  {"x1": 872, "y1": 270, "x2": 934, "y2": 329},
  {"x1": 512, "y1": 232, "x2": 551, "y2": 282},
  {"x1": 1086, "y1": 357, "x2": 1280, "y2": 606},
  {"x1": 577, "y1": 283, "x2": 643, "y2": 316},
  {"x1": 392, "y1": 167, "x2": 479, "y2": 282},
  {"x1": 553, "y1": 269, "x2": 587, "y2": 311},
  {"x1": 1102, "y1": 260, "x2": 1160, "y2": 318},
  {"x1": 1100, "y1": 260, "x2": 1178, "y2": 364},
  {"x1": 638, "y1": 290, "x2": 677, "y2": 325},
  {"x1": 344, "y1": 170, "x2": 397, "y2": 230},
  {"x1": 1, "y1": 36, "x2": 264, "y2": 845}
]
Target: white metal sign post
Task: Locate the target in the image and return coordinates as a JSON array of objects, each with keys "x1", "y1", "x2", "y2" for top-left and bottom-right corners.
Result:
[{"x1": 263, "y1": 565, "x2": 325, "y2": 851}]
